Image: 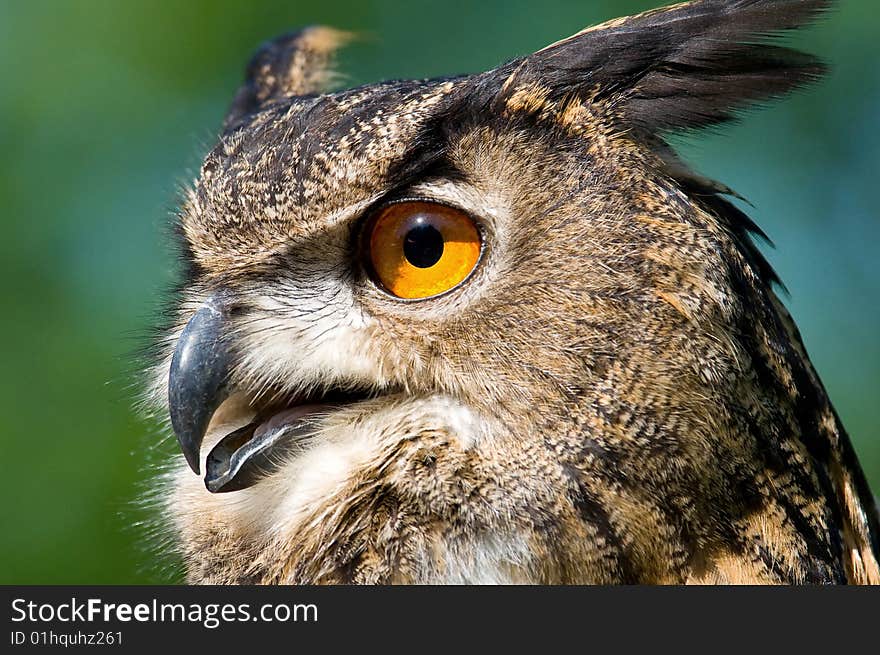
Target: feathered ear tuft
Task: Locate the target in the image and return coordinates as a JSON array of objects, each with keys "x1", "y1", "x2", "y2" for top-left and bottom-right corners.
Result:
[
  {"x1": 224, "y1": 26, "x2": 353, "y2": 131},
  {"x1": 496, "y1": 0, "x2": 833, "y2": 132}
]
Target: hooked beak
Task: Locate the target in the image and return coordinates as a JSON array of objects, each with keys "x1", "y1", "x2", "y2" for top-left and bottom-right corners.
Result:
[
  {"x1": 167, "y1": 293, "x2": 379, "y2": 492},
  {"x1": 168, "y1": 295, "x2": 233, "y2": 474}
]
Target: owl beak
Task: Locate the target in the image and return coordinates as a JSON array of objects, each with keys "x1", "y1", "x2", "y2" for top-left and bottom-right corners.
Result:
[{"x1": 168, "y1": 295, "x2": 234, "y2": 475}]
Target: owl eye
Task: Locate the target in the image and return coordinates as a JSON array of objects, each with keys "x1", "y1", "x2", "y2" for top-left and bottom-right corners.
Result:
[{"x1": 365, "y1": 201, "x2": 482, "y2": 299}]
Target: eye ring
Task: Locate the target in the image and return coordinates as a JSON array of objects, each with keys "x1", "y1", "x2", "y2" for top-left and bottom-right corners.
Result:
[{"x1": 361, "y1": 200, "x2": 484, "y2": 300}]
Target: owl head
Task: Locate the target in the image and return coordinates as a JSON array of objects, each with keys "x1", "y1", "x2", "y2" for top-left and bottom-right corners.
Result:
[{"x1": 147, "y1": 0, "x2": 880, "y2": 584}]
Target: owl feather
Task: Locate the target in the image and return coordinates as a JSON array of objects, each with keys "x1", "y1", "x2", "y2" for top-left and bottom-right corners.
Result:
[{"x1": 149, "y1": 0, "x2": 879, "y2": 584}]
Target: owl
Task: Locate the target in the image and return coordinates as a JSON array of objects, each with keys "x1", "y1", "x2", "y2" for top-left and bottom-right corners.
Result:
[{"x1": 147, "y1": 0, "x2": 880, "y2": 584}]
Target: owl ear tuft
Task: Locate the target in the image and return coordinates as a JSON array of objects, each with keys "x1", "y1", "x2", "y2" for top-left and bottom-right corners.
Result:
[
  {"x1": 223, "y1": 26, "x2": 353, "y2": 131},
  {"x1": 496, "y1": 0, "x2": 833, "y2": 133}
]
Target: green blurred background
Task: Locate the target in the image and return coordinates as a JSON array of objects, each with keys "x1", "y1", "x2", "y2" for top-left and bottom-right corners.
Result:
[{"x1": 0, "y1": 0, "x2": 876, "y2": 583}]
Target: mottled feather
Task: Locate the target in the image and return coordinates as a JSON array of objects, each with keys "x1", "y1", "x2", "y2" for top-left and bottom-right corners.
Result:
[{"x1": 149, "y1": 0, "x2": 879, "y2": 585}]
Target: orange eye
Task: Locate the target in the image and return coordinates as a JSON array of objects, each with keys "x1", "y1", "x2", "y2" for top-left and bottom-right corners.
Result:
[{"x1": 366, "y1": 201, "x2": 482, "y2": 299}]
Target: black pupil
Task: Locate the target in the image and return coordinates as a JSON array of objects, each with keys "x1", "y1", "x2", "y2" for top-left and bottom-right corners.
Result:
[{"x1": 403, "y1": 221, "x2": 444, "y2": 268}]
